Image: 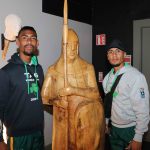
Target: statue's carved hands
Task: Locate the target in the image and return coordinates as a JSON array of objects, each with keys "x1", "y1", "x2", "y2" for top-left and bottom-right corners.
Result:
[{"x1": 58, "y1": 86, "x2": 75, "y2": 97}]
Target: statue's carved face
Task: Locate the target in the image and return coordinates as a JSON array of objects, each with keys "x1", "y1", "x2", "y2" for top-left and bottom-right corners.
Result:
[
  {"x1": 66, "y1": 41, "x2": 78, "y2": 61},
  {"x1": 66, "y1": 29, "x2": 79, "y2": 61}
]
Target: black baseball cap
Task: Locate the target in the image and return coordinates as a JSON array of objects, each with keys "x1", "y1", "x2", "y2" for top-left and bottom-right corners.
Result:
[{"x1": 107, "y1": 39, "x2": 128, "y2": 53}]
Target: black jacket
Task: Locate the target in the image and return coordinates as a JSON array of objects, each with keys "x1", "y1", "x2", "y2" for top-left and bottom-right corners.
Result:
[{"x1": 0, "y1": 53, "x2": 44, "y2": 141}]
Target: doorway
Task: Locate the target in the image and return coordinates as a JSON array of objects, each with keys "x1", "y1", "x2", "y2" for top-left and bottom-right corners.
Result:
[{"x1": 133, "y1": 19, "x2": 150, "y2": 90}]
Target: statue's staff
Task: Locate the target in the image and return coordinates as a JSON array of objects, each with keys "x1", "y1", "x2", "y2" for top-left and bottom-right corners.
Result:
[
  {"x1": 63, "y1": 0, "x2": 69, "y2": 149},
  {"x1": 63, "y1": 0, "x2": 68, "y2": 88}
]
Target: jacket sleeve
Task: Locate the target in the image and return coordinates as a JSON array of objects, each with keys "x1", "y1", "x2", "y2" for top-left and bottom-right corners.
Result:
[
  {"x1": 0, "y1": 69, "x2": 10, "y2": 142},
  {"x1": 130, "y1": 73, "x2": 150, "y2": 142}
]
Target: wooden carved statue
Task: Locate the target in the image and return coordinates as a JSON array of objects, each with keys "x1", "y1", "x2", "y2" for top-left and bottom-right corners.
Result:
[
  {"x1": 41, "y1": 28, "x2": 105, "y2": 150},
  {"x1": 41, "y1": 0, "x2": 105, "y2": 149}
]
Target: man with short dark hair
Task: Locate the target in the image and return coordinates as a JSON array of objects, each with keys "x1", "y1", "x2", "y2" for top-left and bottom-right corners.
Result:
[
  {"x1": 103, "y1": 39, "x2": 149, "y2": 150},
  {"x1": 0, "y1": 26, "x2": 44, "y2": 150}
]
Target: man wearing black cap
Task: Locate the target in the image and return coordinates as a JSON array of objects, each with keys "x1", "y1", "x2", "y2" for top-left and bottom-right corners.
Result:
[{"x1": 102, "y1": 39, "x2": 149, "y2": 150}]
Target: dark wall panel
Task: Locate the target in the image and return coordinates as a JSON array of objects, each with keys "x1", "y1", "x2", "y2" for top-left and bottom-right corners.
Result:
[{"x1": 42, "y1": 0, "x2": 93, "y2": 24}]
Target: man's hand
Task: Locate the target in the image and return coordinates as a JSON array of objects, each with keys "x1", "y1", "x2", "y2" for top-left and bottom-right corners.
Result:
[
  {"x1": 105, "y1": 124, "x2": 110, "y2": 134},
  {"x1": 125, "y1": 140, "x2": 142, "y2": 150},
  {"x1": 0, "y1": 142, "x2": 7, "y2": 150}
]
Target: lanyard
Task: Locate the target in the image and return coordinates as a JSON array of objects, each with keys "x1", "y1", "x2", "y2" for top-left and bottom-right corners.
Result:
[{"x1": 106, "y1": 69, "x2": 120, "y2": 92}]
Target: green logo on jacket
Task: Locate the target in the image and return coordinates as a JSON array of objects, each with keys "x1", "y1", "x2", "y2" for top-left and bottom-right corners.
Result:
[
  {"x1": 30, "y1": 83, "x2": 39, "y2": 95},
  {"x1": 113, "y1": 91, "x2": 118, "y2": 98}
]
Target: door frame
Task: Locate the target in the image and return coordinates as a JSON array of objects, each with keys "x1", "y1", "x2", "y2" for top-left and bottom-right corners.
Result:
[{"x1": 133, "y1": 19, "x2": 150, "y2": 71}]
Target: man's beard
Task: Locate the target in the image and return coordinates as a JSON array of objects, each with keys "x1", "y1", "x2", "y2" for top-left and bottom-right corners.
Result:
[
  {"x1": 111, "y1": 63, "x2": 121, "y2": 67},
  {"x1": 23, "y1": 45, "x2": 35, "y2": 56},
  {"x1": 23, "y1": 51, "x2": 34, "y2": 56}
]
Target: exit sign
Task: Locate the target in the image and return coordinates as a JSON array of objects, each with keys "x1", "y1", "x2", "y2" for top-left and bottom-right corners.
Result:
[{"x1": 96, "y1": 34, "x2": 106, "y2": 46}]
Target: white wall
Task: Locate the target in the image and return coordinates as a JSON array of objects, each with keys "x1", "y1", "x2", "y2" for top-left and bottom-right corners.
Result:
[{"x1": 0, "y1": 0, "x2": 92, "y2": 146}]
